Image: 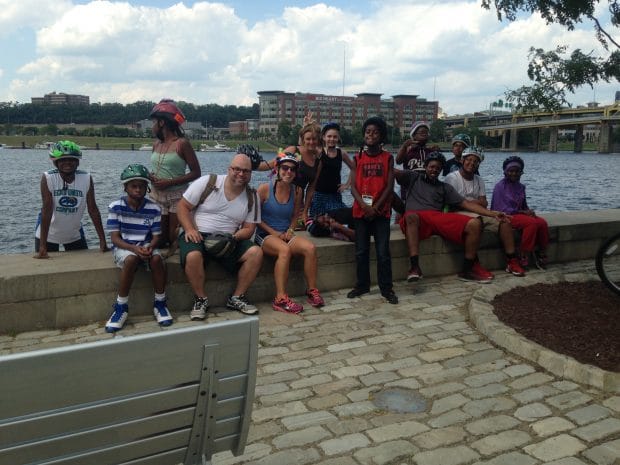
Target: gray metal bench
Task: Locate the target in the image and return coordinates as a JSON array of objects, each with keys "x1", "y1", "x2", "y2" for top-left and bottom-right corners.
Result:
[{"x1": 0, "y1": 317, "x2": 259, "y2": 465}]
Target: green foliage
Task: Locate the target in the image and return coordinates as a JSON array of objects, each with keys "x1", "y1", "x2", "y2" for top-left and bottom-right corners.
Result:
[
  {"x1": 430, "y1": 120, "x2": 446, "y2": 143},
  {"x1": 0, "y1": 101, "x2": 259, "y2": 127},
  {"x1": 481, "y1": 0, "x2": 620, "y2": 111}
]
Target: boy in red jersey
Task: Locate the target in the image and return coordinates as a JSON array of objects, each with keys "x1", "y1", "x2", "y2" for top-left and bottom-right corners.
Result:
[{"x1": 347, "y1": 117, "x2": 398, "y2": 304}]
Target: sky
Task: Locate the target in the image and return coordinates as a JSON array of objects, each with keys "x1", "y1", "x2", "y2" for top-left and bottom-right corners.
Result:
[{"x1": 0, "y1": 0, "x2": 618, "y2": 116}]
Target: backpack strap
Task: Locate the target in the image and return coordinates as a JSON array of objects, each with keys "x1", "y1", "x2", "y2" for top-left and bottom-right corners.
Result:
[
  {"x1": 246, "y1": 186, "x2": 258, "y2": 222},
  {"x1": 198, "y1": 173, "x2": 218, "y2": 206}
]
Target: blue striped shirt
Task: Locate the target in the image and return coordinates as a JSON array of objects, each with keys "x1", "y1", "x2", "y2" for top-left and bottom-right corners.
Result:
[{"x1": 107, "y1": 197, "x2": 161, "y2": 246}]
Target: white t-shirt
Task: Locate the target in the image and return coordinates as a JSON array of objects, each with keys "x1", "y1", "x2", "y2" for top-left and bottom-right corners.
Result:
[
  {"x1": 444, "y1": 171, "x2": 486, "y2": 201},
  {"x1": 183, "y1": 174, "x2": 260, "y2": 234}
]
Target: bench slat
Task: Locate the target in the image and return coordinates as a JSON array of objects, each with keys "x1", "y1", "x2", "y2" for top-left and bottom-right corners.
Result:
[
  {"x1": 0, "y1": 385, "x2": 198, "y2": 446},
  {"x1": 0, "y1": 318, "x2": 259, "y2": 465}
]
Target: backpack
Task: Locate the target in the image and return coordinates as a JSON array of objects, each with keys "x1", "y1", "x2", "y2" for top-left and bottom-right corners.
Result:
[{"x1": 197, "y1": 174, "x2": 258, "y2": 222}]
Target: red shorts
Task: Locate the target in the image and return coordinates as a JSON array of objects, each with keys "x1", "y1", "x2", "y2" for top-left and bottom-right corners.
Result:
[{"x1": 399, "y1": 210, "x2": 474, "y2": 245}]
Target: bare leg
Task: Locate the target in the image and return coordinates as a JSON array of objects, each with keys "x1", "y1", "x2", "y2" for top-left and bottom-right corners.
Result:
[
  {"x1": 262, "y1": 237, "x2": 292, "y2": 298},
  {"x1": 234, "y1": 245, "x2": 263, "y2": 296},
  {"x1": 289, "y1": 236, "x2": 318, "y2": 290},
  {"x1": 149, "y1": 254, "x2": 166, "y2": 294},
  {"x1": 118, "y1": 255, "x2": 140, "y2": 297},
  {"x1": 184, "y1": 251, "x2": 207, "y2": 298},
  {"x1": 498, "y1": 221, "x2": 516, "y2": 255},
  {"x1": 463, "y1": 218, "x2": 482, "y2": 260},
  {"x1": 405, "y1": 212, "x2": 420, "y2": 256}
]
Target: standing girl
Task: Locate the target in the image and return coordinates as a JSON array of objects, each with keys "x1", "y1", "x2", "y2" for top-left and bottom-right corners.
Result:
[
  {"x1": 347, "y1": 117, "x2": 398, "y2": 304},
  {"x1": 306, "y1": 122, "x2": 355, "y2": 218},
  {"x1": 491, "y1": 156, "x2": 549, "y2": 269},
  {"x1": 255, "y1": 154, "x2": 325, "y2": 313},
  {"x1": 148, "y1": 99, "x2": 201, "y2": 246}
]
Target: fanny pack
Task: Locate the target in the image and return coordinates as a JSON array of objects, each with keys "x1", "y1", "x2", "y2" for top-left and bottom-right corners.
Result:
[{"x1": 202, "y1": 232, "x2": 237, "y2": 258}]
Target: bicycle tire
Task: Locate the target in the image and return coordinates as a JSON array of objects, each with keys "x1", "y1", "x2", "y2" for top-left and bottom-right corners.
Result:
[{"x1": 595, "y1": 232, "x2": 620, "y2": 296}]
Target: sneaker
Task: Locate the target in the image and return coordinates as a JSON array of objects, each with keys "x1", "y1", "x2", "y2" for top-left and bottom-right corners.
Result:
[
  {"x1": 505, "y1": 257, "x2": 526, "y2": 277},
  {"x1": 227, "y1": 295, "x2": 259, "y2": 315},
  {"x1": 381, "y1": 290, "x2": 399, "y2": 304},
  {"x1": 533, "y1": 251, "x2": 548, "y2": 270},
  {"x1": 407, "y1": 265, "x2": 423, "y2": 282},
  {"x1": 347, "y1": 287, "x2": 370, "y2": 298},
  {"x1": 272, "y1": 295, "x2": 303, "y2": 314},
  {"x1": 105, "y1": 303, "x2": 128, "y2": 333},
  {"x1": 153, "y1": 300, "x2": 173, "y2": 327},
  {"x1": 306, "y1": 288, "x2": 325, "y2": 307},
  {"x1": 190, "y1": 296, "x2": 209, "y2": 321},
  {"x1": 459, "y1": 263, "x2": 494, "y2": 283},
  {"x1": 519, "y1": 253, "x2": 529, "y2": 269}
]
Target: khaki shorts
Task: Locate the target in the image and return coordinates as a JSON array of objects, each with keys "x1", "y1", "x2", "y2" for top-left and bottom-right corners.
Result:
[
  {"x1": 456, "y1": 211, "x2": 500, "y2": 233},
  {"x1": 149, "y1": 187, "x2": 184, "y2": 214}
]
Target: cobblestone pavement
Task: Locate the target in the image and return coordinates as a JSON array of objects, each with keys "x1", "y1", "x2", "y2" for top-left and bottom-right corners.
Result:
[{"x1": 1, "y1": 260, "x2": 619, "y2": 465}]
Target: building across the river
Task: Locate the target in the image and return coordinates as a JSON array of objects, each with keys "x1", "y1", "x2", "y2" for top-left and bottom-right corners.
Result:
[
  {"x1": 31, "y1": 92, "x2": 90, "y2": 105},
  {"x1": 258, "y1": 90, "x2": 438, "y2": 136}
]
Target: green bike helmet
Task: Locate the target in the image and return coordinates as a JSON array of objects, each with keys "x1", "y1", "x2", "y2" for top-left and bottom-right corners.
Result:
[
  {"x1": 451, "y1": 133, "x2": 471, "y2": 147},
  {"x1": 120, "y1": 164, "x2": 151, "y2": 184},
  {"x1": 49, "y1": 140, "x2": 82, "y2": 162}
]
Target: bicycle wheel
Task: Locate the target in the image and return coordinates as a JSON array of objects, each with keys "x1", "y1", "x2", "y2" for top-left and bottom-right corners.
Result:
[{"x1": 595, "y1": 232, "x2": 620, "y2": 296}]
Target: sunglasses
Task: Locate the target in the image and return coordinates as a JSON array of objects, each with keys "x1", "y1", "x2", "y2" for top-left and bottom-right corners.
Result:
[{"x1": 279, "y1": 165, "x2": 297, "y2": 173}]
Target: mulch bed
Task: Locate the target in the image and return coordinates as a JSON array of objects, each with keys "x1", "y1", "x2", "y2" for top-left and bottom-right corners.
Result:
[{"x1": 492, "y1": 281, "x2": 620, "y2": 372}]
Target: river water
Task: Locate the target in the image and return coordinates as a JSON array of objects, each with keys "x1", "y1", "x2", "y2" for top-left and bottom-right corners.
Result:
[{"x1": 1, "y1": 148, "x2": 619, "y2": 254}]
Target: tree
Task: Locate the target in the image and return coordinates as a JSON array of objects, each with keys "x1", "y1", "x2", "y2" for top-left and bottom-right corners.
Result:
[
  {"x1": 482, "y1": 0, "x2": 620, "y2": 111},
  {"x1": 429, "y1": 119, "x2": 446, "y2": 143}
]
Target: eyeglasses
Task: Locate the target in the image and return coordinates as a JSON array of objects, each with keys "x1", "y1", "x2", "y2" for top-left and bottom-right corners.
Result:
[
  {"x1": 229, "y1": 166, "x2": 251, "y2": 175},
  {"x1": 279, "y1": 165, "x2": 297, "y2": 173}
]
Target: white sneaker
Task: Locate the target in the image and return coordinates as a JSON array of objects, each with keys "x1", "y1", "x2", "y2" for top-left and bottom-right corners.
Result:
[
  {"x1": 105, "y1": 303, "x2": 128, "y2": 333},
  {"x1": 190, "y1": 296, "x2": 209, "y2": 320},
  {"x1": 226, "y1": 294, "x2": 258, "y2": 315}
]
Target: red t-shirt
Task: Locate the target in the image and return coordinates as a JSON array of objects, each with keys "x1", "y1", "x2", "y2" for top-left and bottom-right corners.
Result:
[{"x1": 352, "y1": 150, "x2": 392, "y2": 219}]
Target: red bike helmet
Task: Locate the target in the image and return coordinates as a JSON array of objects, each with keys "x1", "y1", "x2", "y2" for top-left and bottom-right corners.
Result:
[{"x1": 149, "y1": 99, "x2": 186, "y2": 125}]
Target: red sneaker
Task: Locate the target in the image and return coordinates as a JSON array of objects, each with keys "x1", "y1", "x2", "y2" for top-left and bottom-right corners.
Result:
[
  {"x1": 459, "y1": 262, "x2": 494, "y2": 282},
  {"x1": 306, "y1": 288, "x2": 325, "y2": 307},
  {"x1": 407, "y1": 265, "x2": 423, "y2": 282},
  {"x1": 273, "y1": 295, "x2": 303, "y2": 314},
  {"x1": 506, "y1": 257, "x2": 526, "y2": 277}
]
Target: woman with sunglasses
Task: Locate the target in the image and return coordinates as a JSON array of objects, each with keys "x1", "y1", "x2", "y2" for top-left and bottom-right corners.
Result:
[{"x1": 255, "y1": 154, "x2": 325, "y2": 314}]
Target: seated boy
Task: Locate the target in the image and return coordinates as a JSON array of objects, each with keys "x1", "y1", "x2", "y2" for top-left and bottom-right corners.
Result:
[
  {"x1": 395, "y1": 152, "x2": 508, "y2": 283},
  {"x1": 306, "y1": 207, "x2": 355, "y2": 241},
  {"x1": 105, "y1": 164, "x2": 173, "y2": 332}
]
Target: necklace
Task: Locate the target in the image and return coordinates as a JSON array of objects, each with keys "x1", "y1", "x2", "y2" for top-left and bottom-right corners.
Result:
[{"x1": 153, "y1": 138, "x2": 176, "y2": 177}]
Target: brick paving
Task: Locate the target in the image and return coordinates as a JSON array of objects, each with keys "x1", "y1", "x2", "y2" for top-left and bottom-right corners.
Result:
[{"x1": 1, "y1": 260, "x2": 619, "y2": 465}]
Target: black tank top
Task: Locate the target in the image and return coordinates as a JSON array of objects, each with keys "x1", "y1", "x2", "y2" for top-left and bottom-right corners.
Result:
[{"x1": 315, "y1": 149, "x2": 342, "y2": 194}]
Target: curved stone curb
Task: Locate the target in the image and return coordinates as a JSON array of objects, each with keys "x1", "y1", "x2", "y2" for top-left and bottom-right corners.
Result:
[{"x1": 468, "y1": 270, "x2": 620, "y2": 393}]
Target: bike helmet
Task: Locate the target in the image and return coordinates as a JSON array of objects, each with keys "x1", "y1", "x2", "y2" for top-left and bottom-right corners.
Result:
[
  {"x1": 362, "y1": 116, "x2": 387, "y2": 142},
  {"x1": 237, "y1": 144, "x2": 264, "y2": 170},
  {"x1": 276, "y1": 152, "x2": 299, "y2": 166},
  {"x1": 321, "y1": 121, "x2": 341, "y2": 136},
  {"x1": 423, "y1": 151, "x2": 446, "y2": 168},
  {"x1": 462, "y1": 145, "x2": 484, "y2": 162},
  {"x1": 451, "y1": 133, "x2": 471, "y2": 147},
  {"x1": 502, "y1": 155, "x2": 524, "y2": 172},
  {"x1": 120, "y1": 164, "x2": 151, "y2": 184},
  {"x1": 409, "y1": 121, "x2": 430, "y2": 138},
  {"x1": 149, "y1": 99, "x2": 186, "y2": 125},
  {"x1": 49, "y1": 140, "x2": 82, "y2": 162}
]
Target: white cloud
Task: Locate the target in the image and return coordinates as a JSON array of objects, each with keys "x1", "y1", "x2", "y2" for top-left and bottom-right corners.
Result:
[{"x1": 3, "y1": 0, "x2": 617, "y2": 114}]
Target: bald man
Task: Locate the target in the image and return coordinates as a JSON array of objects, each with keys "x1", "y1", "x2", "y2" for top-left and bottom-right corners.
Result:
[{"x1": 177, "y1": 153, "x2": 263, "y2": 319}]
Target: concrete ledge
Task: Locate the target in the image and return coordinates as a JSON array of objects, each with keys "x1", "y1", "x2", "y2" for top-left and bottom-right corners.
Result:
[
  {"x1": 468, "y1": 265, "x2": 620, "y2": 393},
  {"x1": 1, "y1": 209, "x2": 619, "y2": 334}
]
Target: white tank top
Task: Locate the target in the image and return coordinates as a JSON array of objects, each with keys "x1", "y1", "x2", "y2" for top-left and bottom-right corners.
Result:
[{"x1": 35, "y1": 169, "x2": 92, "y2": 244}]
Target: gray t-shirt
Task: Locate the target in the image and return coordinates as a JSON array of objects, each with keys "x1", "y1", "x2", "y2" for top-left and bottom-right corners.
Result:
[{"x1": 400, "y1": 171, "x2": 464, "y2": 211}]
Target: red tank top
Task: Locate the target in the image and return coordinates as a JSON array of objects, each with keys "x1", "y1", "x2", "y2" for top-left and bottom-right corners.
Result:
[{"x1": 352, "y1": 150, "x2": 392, "y2": 219}]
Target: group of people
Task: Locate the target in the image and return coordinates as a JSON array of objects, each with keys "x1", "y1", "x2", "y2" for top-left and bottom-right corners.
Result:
[{"x1": 33, "y1": 103, "x2": 549, "y2": 331}]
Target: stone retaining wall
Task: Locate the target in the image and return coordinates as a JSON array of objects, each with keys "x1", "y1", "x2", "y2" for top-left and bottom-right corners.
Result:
[{"x1": 1, "y1": 209, "x2": 618, "y2": 334}]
